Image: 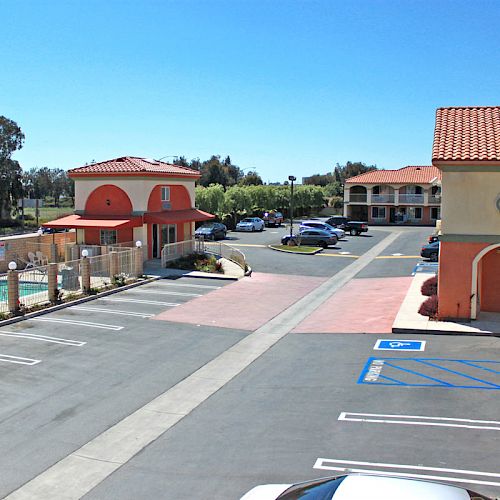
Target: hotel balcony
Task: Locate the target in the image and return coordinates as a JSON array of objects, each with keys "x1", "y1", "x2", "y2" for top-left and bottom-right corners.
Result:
[
  {"x1": 349, "y1": 194, "x2": 367, "y2": 203},
  {"x1": 398, "y1": 194, "x2": 424, "y2": 204},
  {"x1": 372, "y1": 194, "x2": 395, "y2": 203}
]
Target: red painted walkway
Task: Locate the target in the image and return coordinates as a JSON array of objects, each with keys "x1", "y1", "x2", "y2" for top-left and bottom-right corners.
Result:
[
  {"x1": 154, "y1": 272, "x2": 327, "y2": 331},
  {"x1": 292, "y1": 276, "x2": 413, "y2": 334}
]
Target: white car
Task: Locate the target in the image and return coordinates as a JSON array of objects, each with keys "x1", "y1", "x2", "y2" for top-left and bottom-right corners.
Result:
[
  {"x1": 240, "y1": 473, "x2": 492, "y2": 499},
  {"x1": 236, "y1": 217, "x2": 265, "y2": 232},
  {"x1": 299, "y1": 220, "x2": 345, "y2": 240}
]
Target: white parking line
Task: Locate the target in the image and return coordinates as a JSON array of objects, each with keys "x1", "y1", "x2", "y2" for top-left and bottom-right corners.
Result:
[
  {"x1": 29, "y1": 318, "x2": 124, "y2": 331},
  {"x1": 102, "y1": 298, "x2": 180, "y2": 306},
  {"x1": 132, "y1": 290, "x2": 202, "y2": 297},
  {"x1": 338, "y1": 412, "x2": 500, "y2": 431},
  {"x1": 0, "y1": 332, "x2": 85, "y2": 347},
  {"x1": 313, "y1": 458, "x2": 500, "y2": 488},
  {"x1": 73, "y1": 306, "x2": 154, "y2": 318},
  {"x1": 156, "y1": 283, "x2": 220, "y2": 289},
  {"x1": 0, "y1": 354, "x2": 41, "y2": 366}
]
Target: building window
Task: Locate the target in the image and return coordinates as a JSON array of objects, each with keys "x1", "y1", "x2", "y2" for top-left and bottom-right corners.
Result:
[
  {"x1": 372, "y1": 207, "x2": 386, "y2": 219},
  {"x1": 100, "y1": 229, "x2": 117, "y2": 245},
  {"x1": 431, "y1": 207, "x2": 441, "y2": 220},
  {"x1": 408, "y1": 207, "x2": 422, "y2": 220},
  {"x1": 161, "y1": 186, "x2": 170, "y2": 202}
]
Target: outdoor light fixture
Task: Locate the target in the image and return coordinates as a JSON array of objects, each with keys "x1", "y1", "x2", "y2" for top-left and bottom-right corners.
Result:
[
  {"x1": 288, "y1": 175, "x2": 297, "y2": 238},
  {"x1": 81, "y1": 249, "x2": 89, "y2": 258},
  {"x1": 37, "y1": 228, "x2": 43, "y2": 236},
  {"x1": 135, "y1": 240, "x2": 142, "y2": 248},
  {"x1": 8, "y1": 261, "x2": 17, "y2": 271}
]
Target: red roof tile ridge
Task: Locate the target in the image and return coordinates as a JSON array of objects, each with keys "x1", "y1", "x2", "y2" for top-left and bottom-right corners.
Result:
[{"x1": 437, "y1": 105, "x2": 500, "y2": 110}]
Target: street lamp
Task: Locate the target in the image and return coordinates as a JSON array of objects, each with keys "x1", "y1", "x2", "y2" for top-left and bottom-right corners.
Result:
[
  {"x1": 288, "y1": 175, "x2": 296, "y2": 238},
  {"x1": 155, "y1": 155, "x2": 179, "y2": 164}
]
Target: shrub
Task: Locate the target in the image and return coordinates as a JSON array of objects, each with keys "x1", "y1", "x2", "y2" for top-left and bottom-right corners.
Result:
[
  {"x1": 419, "y1": 294, "x2": 438, "y2": 318},
  {"x1": 421, "y1": 276, "x2": 438, "y2": 296}
]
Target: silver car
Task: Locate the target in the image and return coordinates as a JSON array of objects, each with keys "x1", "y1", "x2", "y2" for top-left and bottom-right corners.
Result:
[{"x1": 299, "y1": 220, "x2": 345, "y2": 239}]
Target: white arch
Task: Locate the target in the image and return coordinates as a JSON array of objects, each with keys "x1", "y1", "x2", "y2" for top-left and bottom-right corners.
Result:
[{"x1": 470, "y1": 243, "x2": 500, "y2": 319}]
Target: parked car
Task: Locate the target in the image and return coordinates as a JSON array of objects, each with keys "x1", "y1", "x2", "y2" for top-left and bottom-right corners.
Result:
[
  {"x1": 240, "y1": 472, "x2": 493, "y2": 499},
  {"x1": 428, "y1": 233, "x2": 440, "y2": 243},
  {"x1": 281, "y1": 229, "x2": 337, "y2": 248},
  {"x1": 236, "y1": 217, "x2": 265, "y2": 232},
  {"x1": 299, "y1": 220, "x2": 345, "y2": 240},
  {"x1": 421, "y1": 240, "x2": 440, "y2": 261},
  {"x1": 38, "y1": 226, "x2": 68, "y2": 234},
  {"x1": 194, "y1": 222, "x2": 227, "y2": 240},
  {"x1": 262, "y1": 211, "x2": 284, "y2": 227},
  {"x1": 325, "y1": 216, "x2": 369, "y2": 236}
]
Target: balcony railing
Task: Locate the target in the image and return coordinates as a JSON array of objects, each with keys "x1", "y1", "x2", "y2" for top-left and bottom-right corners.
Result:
[
  {"x1": 399, "y1": 194, "x2": 424, "y2": 204},
  {"x1": 372, "y1": 194, "x2": 395, "y2": 203},
  {"x1": 428, "y1": 195, "x2": 441, "y2": 204},
  {"x1": 349, "y1": 194, "x2": 367, "y2": 203}
]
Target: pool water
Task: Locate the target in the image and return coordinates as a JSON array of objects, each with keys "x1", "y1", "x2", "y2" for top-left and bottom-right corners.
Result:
[{"x1": 0, "y1": 281, "x2": 49, "y2": 302}]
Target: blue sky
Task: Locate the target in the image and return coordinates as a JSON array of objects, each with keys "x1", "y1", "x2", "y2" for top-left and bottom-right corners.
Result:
[{"x1": 2, "y1": 0, "x2": 499, "y2": 183}]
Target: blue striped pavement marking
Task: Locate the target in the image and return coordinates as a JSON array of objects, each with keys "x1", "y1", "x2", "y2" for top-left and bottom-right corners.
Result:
[{"x1": 358, "y1": 357, "x2": 500, "y2": 389}]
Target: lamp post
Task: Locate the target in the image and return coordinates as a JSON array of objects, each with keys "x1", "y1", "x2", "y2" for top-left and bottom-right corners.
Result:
[{"x1": 288, "y1": 175, "x2": 296, "y2": 238}]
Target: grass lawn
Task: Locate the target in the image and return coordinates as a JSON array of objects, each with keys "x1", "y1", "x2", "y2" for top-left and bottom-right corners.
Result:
[
  {"x1": 269, "y1": 244, "x2": 322, "y2": 254},
  {"x1": 23, "y1": 207, "x2": 74, "y2": 225}
]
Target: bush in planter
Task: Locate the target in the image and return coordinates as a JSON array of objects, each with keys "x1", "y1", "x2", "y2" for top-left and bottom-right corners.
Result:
[
  {"x1": 419, "y1": 294, "x2": 438, "y2": 318},
  {"x1": 421, "y1": 276, "x2": 438, "y2": 296}
]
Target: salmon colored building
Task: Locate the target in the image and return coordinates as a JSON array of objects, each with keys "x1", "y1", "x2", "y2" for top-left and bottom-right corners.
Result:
[
  {"x1": 433, "y1": 106, "x2": 500, "y2": 320},
  {"x1": 343, "y1": 166, "x2": 442, "y2": 225},
  {"x1": 43, "y1": 157, "x2": 213, "y2": 259}
]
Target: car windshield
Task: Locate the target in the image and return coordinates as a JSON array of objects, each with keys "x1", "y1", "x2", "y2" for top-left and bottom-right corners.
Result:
[
  {"x1": 241, "y1": 219, "x2": 252, "y2": 223},
  {"x1": 278, "y1": 476, "x2": 346, "y2": 499},
  {"x1": 199, "y1": 224, "x2": 215, "y2": 229}
]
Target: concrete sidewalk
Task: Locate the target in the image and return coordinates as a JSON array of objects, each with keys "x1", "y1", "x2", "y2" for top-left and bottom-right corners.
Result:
[
  {"x1": 144, "y1": 257, "x2": 244, "y2": 280},
  {"x1": 392, "y1": 273, "x2": 500, "y2": 336}
]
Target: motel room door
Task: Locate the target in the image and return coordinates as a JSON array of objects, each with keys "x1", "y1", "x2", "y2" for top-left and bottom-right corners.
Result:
[{"x1": 152, "y1": 224, "x2": 177, "y2": 259}]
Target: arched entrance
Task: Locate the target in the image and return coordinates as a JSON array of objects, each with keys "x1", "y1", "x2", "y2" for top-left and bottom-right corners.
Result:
[{"x1": 470, "y1": 243, "x2": 500, "y2": 319}]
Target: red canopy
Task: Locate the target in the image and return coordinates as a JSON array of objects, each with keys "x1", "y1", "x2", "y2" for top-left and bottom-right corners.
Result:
[{"x1": 42, "y1": 214, "x2": 142, "y2": 229}]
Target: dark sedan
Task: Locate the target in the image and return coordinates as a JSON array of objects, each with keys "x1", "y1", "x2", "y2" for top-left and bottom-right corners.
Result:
[
  {"x1": 281, "y1": 229, "x2": 338, "y2": 248},
  {"x1": 195, "y1": 222, "x2": 227, "y2": 240},
  {"x1": 421, "y1": 241, "x2": 440, "y2": 261}
]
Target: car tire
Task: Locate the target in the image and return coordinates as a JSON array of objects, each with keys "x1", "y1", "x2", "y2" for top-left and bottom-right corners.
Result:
[
  {"x1": 430, "y1": 252, "x2": 438, "y2": 262},
  {"x1": 320, "y1": 241, "x2": 328, "y2": 249},
  {"x1": 252, "y1": 226, "x2": 256, "y2": 232},
  {"x1": 350, "y1": 228, "x2": 357, "y2": 236}
]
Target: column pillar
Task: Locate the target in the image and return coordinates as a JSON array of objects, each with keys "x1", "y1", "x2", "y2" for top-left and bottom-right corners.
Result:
[
  {"x1": 134, "y1": 247, "x2": 143, "y2": 277},
  {"x1": 81, "y1": 257, "x2": 91, "y2": 292},
  {"x1": 7, "y1": 269, "x2": 19, "y2": 314},
  {"x1": 109, "y1": 251, "x2": 119, "y2": 278},
  {"x1": 48, "y1": 263, "x2": 58, "y2": 302}
]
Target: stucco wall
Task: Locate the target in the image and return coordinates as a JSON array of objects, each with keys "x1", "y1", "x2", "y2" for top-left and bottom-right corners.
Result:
[
  {"x1": 480, "y1": 248, "x2": 500, "y2": 312},
  {"x1": 440, "y1": 170, "x2": 500, "y2": 235},
  {"x1": 74, "y1": 177, "x2": 196, "y2": 213}
]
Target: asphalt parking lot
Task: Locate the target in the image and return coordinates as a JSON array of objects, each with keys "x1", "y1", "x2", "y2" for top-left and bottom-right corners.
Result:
[
  {"x1": 226, "y1": 222, "x2": 431, "y2": 278},
  {"x1": 0, "y1": 276, "x2": 248, "y2": 498},
  {"x1": 85, "y1": 332, "x2": 500, "y2": 499}
]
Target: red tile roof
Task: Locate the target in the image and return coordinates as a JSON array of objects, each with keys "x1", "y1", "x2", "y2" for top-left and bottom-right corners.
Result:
[
  {"x1": 69, "y1": 157, "x2": 200, "y2": 178},
  {"x1": 345, "y1": 166, "x2": 441, "y2": 184},
  {"x1": 432, "y1": 106, "x2": 500, "y2": 163}
]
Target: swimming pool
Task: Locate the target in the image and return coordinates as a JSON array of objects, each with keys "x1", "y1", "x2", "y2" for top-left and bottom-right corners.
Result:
[{"x1": 0, "y1": 280, "x2": 49, "y2": 302}]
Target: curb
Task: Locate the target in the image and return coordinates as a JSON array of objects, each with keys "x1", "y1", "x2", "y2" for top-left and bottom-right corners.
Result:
[
  {"x1": 267, "y1": 245, "x2": 323, "y2": 255},
  {"x1": 0, "y1": 276, "x2": 159, "y2": 328},
  {"x1": 392, "y1": 326, "x2": 500, "y2": 337}
]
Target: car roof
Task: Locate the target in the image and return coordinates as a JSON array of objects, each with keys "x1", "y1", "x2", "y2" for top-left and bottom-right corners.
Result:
[{"x1": 333, "y1": 474, "x2": 470, "y2": 500}]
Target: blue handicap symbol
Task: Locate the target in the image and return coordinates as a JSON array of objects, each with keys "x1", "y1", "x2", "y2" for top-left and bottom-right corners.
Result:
[{"x1": 377, "y1": 340, "x2": 424, "y2": 351}]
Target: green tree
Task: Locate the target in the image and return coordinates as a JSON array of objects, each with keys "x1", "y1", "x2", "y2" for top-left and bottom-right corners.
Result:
[
  {"x1": 334, "y1": 161, "x2": 377, "y2": 184},
  {"x1": 195, "y1": 184, "x2": 225, "y2": 215},
  {"x1": 0, "y1": 116, "x2": 24, "y2": 220},
  {"x1": 239, "y1": 171, "x2": 263, "y2": 186}
]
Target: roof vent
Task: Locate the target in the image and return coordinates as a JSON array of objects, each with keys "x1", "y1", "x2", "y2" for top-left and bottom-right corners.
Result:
[{"x1": 416, "y1": 167, "x2": 421, "y2": 170}]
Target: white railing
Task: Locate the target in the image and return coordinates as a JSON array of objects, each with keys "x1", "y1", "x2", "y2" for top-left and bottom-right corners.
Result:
[
  {"x1": 399, "y1": 194, "x2": 424, "y2": 204},
  {"x1": 428, "y1": 195, "x2": 441, "y2": 204},
  {"x1": 349, "y1": 194, "x2": 367, "y2": 203},
  {"x1": 372, "y1": 194, "x2": 395, "y2": 203},
  {"x1": 161, "y1": 239, "x2": 246, "y2": 271}
]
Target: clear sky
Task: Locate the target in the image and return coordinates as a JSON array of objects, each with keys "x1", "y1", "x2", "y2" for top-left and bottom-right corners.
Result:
[{"x1": 2, "y1": 0, "x2": 499, "y2": 183}]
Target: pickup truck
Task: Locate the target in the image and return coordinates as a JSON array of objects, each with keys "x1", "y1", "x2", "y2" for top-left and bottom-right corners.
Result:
[{"x1": 325, "y1": 216, "x2": 368, "y2": 236}]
